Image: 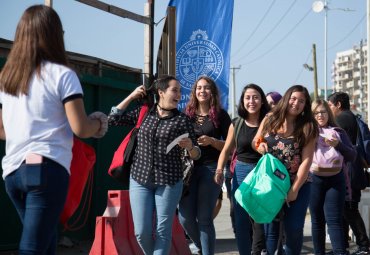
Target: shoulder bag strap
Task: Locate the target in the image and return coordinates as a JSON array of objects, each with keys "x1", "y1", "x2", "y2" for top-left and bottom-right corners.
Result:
[
  {"x1": 135, "y1": 104, "x2": 149, "y2": 128},
  {"x1": 233, "y1": 117, "x2": 243, "y2": 149}
]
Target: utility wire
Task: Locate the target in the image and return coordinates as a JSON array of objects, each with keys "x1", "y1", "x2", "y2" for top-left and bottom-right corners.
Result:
[
  {"x1": 293, "y1": 49, "x2": 313, "y2": 84},
  {"x1": 232, "y1": 0, "x2": 298, "y2": 64},
  {"x1": 239, "y1": 8, "x2": 312, "y2": 66},
  {"x1": 231, "y1": 0, "x2": 277, "y2": 58},
  {"x1": 327, "y1": 14, "x2": 366, "y2": 51}
]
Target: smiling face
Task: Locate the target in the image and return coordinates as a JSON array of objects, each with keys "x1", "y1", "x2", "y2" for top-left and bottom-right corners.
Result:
[
  {"x1": 158, "y1": 79, "x2": 181, "y2": 109},
  {"x1": 195, "y1": 78, "x2": 212, "y2": 104},
  {"x1": 313, "y1": 104, "x2": 329, "y2": 127},
  {"x1": 287, "y1": 91, "x2": 306, "y2": 117},
  {"x1": 243, "y1": 88, "x2": 262, "y2": 115}
]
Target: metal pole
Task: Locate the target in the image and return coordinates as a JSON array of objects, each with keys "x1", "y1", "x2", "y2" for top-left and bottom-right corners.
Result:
[
  {"x1": 44, "y1": 0, "x2": 52, "y2": 7},
  {"x1": 324, "y1": 0, "x2": 328, "y2": 100},
  {"x1": 230, "y1": 66, "x2": 241, "y2": 118},
  {"x1": 359, "y1": 40, "x2": 364, "y2": 114},
  {"x1": 313, "y1": 44, "x2": 319, "y2": 100}
]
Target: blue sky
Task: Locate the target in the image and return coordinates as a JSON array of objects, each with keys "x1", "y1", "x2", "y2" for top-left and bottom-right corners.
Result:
[{"x1": 0, "y1": 0, "x2": 366, "y2": 108}]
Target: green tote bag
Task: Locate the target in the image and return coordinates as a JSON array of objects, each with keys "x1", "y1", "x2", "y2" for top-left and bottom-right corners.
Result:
[{"x1": 234, "y1": 153, "x2": 291, "y2": 223}]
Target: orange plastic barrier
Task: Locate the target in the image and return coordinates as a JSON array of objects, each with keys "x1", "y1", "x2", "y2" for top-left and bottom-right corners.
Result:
[{"x1": 89, "y1": 190, "x2": 191, "y2": 255}]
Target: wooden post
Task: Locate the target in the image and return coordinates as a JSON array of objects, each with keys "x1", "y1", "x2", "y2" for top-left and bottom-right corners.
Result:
[
  {"x1": 144, "y1": 0, "x2": 154, "y2": 86},
  {"x1": 313, "y1": 44, "x2": 319, "y2": 100}
]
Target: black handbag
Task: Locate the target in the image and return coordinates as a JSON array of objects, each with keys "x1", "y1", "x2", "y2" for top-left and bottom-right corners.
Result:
[{"x1": 181, "y1": 149, "x2": 194, "y2": 197}]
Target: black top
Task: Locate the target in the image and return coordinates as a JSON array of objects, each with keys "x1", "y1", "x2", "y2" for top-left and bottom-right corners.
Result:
[
  {"x1": 234, "y1": 118, "x2": 261, "y2": 163},
  {"x1": 191, "y1": 109, "x2": 231, "y2": 166},
  {"x1": 335, "y1": 110, "x2": 358, "y2": 145},
  {"x1": 108, "y1": 105, "x2": 198, "y2": 185}
]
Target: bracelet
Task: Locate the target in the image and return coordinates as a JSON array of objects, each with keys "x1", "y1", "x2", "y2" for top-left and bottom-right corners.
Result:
[
  {"x1": 215, "y1": 169, "x2": 223, "y2": 175},
  {"x1": 211, "y1": 137, "x2": 216, "y2": 146},
  {"x1": 255, "y1": 136, "x2": 266, "y2": 150}
]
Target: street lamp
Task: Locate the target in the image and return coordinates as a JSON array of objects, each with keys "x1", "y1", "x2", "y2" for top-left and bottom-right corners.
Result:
[{"x1": 312, "y1": 1, "x2": 355, "y2": 100}]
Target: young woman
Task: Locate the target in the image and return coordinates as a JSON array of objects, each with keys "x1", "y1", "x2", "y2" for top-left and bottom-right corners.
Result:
[
  {"x1": 178, "y1": 76, "x2": 231, "y2": 255},
  {"x1": 310, "y1": 99, "x2": 356, "y2": 255},
  {"x1": 266, "y1": 91, "x2": 282, "y2": 109},
  {"x1": 253, "y1": 85, "x2": 318, "y2": 255},
  {"x1": 108, "y1": 76, "x2": 200, "y2": 255},
  {"x1": 0, "y1": 5, "x2": 107, "y2": 255},
  {"x1": 215, "y1": 84, "x2": 270, "y2": 255}
]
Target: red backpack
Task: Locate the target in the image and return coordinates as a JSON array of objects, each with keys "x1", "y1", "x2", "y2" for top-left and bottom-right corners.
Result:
[{"x1": 108, "y1": 105, "x2": 149, "y2": 186}]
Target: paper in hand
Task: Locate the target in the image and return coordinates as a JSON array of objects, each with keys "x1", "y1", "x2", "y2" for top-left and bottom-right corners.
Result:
[{"x1": 166, "y1": 133, "x2": 189, "y2": 154}]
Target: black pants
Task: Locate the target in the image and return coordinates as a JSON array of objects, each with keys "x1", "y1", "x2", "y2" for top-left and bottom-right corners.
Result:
[
  {"x1": 343, "y1": 200, "x2": 370, "y2": 248},
  {"x1": 251, "y1": 220, "x2": 266, "y2": 255}
]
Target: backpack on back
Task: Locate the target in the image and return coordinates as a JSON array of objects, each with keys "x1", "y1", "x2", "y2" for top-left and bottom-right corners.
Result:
[
  {"x1": 349, "y1": 115, "x2": 370, "y2": 190},
  {"x1": 310, "y1": 127, "x2": 344, "y2": 176},
  {"x1": 356, "y1": 115, "x2": 370, "y2": 167}
]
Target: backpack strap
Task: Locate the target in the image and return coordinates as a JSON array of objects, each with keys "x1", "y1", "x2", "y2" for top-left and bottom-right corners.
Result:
[{"x1": 233, "y1": 117, "x2": 244, "y2": 149}]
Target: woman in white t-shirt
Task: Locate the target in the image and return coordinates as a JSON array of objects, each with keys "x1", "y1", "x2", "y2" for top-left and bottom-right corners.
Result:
[{"x1": 0, "y1": 5, "x2": 107, "y2": 255}]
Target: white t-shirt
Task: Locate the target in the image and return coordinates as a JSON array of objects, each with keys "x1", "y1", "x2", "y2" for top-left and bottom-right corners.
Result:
[{"x1": 0, "y1": 61, "x2": 83, "y2": 179}]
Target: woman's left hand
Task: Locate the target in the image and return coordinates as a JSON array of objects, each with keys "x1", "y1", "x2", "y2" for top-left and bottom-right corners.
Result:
[
  {"x1": 287, "y1": 189, "x2": 298, "y2": 202},
  {"x1": 178, "y1": 137, "x2": 193, "y2": 150},
  {"x1": 325, "y1": 137, "x2": 339, "y2": 147},
  {"x1": 197, "y1": 135, "x2": 214, "y2": 146}
]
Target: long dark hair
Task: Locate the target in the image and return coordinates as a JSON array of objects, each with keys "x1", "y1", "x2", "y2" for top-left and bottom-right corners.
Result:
[
  {"x1": 185, "y1": 76, "x2": 221, "y2": 127},
  {"x1": 0, "y1": 5, "x2": 67, "y2": 96},
  {"x1": 237, "y1": 83, "x2": 270, "y2": 123},
  {"x1": 261, "y1": 85, "x2": 318, "y2": 147}
]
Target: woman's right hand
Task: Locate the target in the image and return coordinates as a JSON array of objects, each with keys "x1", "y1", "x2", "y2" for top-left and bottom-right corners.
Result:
[
  {"x1": 130, "y1": 85, "x2": 147, "y2": 100},
  {"x1": 257, "y1": 142, "x2": 268, "y2": 155},
  {"x1": 89, "y1": 111, "x2": 108, "y2": 138}
]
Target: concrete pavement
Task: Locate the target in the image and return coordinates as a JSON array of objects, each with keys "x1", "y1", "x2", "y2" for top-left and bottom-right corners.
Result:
[{"x1": 0, "y1": 192, "x2": 361, "y2": 255}]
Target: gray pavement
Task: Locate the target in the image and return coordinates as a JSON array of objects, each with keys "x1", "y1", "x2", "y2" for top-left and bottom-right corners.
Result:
[{"x1": 0, "y1": 192, "x2": 360, "y2": 255}]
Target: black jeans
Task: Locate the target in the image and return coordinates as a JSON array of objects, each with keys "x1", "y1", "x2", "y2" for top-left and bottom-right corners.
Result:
[
  {"x1": 251, "y1": 220, "x2": 266, "y2": 255},
  {"x1": 343, "y1": 199, "x2": 370, "y2": 248}
]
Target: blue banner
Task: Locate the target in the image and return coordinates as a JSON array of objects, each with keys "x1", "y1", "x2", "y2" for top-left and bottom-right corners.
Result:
[{"x1": 168, "y1": 0, "x2": 234, "y2": 111}]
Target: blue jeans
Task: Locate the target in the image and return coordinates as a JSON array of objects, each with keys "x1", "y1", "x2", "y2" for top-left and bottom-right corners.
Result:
[
  {"x1": 178, "y1": 163, "x2": 221, "y2": 255},
  {"x1": 265, "y1": 182, "x2": 311, "y2": 255},
  {"x1": 232, "y1": 160, "x2": 256, "y2": 255},
  {"x1": 129, "y1": 177, "x2": 183, "y2": 255},
  {"x1": 5, "y1": 160, "x2": 69, "y2": 255},
  {"x1": 309, "y1": 172, "x2": 346, "y2": 255}
]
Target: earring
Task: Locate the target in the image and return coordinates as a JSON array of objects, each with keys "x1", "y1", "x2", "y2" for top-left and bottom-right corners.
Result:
[{"x1": 301, "y1": 111, "x2": 305, "y2": 116}]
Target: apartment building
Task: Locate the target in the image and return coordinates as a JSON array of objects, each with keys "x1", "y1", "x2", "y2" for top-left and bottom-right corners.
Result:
[{"x1": 332, "y1": 41, "x2": 368, "y2": 122}]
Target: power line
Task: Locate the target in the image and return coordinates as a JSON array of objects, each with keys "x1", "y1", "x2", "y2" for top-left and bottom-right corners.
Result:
[
  {"x1": 293, "y1": 49, "x2": 313, "y2": 84},
  {"x1": 232, "y1": 0, "x2": 298, "y2": 64},
  {"x1": 231, "y1": 0, "x2": 277, "y2": 58},
  {"x1": 239, "y1": 8, "x2": 312, "y2": 66},
  {"x1": 327, "y1": 14, "x2": 366, "y2": 51}
]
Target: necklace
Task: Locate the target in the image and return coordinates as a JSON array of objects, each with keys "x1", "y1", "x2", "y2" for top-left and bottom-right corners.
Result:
[{"x1": 157, "y1": 104, "x2": 172, "y2": 112}]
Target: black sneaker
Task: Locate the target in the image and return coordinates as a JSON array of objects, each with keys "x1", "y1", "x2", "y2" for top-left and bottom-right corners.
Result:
[{"x1": 351, "y1": 247, "x2": 370, "y2": 255}]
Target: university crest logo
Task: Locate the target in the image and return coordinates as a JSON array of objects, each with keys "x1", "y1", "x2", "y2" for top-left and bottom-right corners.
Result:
[{"x1": 176, "y1": 30, "x2": 224, "y2": 90}]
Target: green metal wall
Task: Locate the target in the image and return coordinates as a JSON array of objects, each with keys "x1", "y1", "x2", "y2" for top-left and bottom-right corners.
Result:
[{"x1": 0, "y1": 59, "x2": 141, "y2": 250}]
